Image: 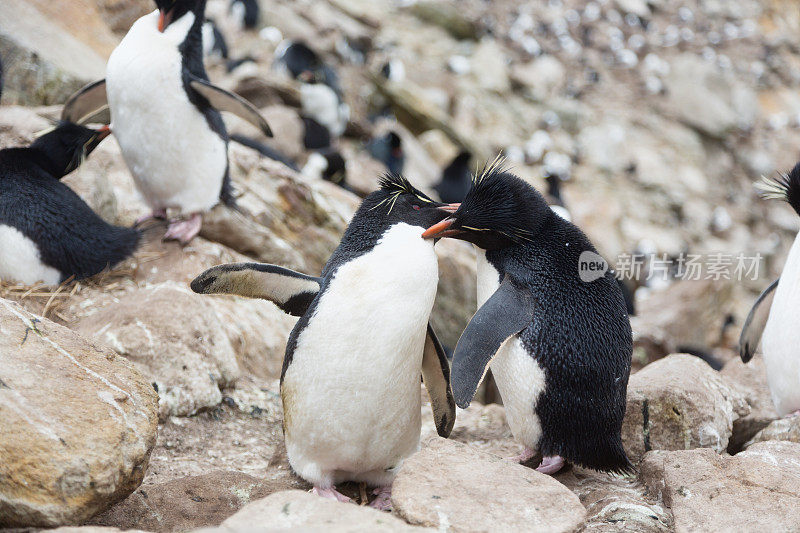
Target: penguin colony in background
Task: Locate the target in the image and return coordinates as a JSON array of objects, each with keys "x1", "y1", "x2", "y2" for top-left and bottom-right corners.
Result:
[
  {"x1": 192, "y1": 175, "x2": 456, "y2": 508},
  {"x1": 740, "y1": 163, "x2": 800, "y2": 417},
  {"x1": 423, "y1": 161, "x2": 633, "y2": 474}
]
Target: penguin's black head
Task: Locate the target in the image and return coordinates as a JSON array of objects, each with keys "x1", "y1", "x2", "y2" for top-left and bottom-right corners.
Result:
[
  {"x1": 361, "y1": 174, "x2": 457, "y2": 230},
  {"x1": 30, "y1": 122, "x2": 111, "y2": 178},
  {"x1": 423, "y1": 160, "x2": 553, "y2": 250},
  {"x1": 155, "y1": 0, "x2": 205, "y2": 32}
]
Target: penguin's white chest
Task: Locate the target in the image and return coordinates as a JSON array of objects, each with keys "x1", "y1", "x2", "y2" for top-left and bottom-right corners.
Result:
[
  {"x1": 282, "y1": 223, "x2": 439, "y2": 485},
  {"x1": 476, "y1": 249, "x2": 546, "y2": 449},
  {"x1": 0, "y1": 225, "x2": 61, "y2": 285},
  {"x1": 300, "y1": 84, "x2": 349, "y2": 138},
  {"x1": 761, "y1": 232, "x2": 800, "y2": 416},
  {"x1": 106, "y1": 11, "x2": 227, "y2": 214}
]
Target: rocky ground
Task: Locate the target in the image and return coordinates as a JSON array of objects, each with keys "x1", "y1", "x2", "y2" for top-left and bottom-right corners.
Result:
[{"x1": 2, "y1": 0, "x2": 800, "y2": 531}]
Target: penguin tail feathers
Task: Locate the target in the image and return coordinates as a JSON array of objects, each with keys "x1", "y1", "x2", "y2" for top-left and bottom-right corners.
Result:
[
  {"x1": 219, "y1": 171, "x2": 240, "y2": 212},
  {"x1": 756, "y1": 162, "x2": 800, "y2": 217},
  {"x1": 103, "y1": 224, "x2": 143, "y2": 267},
  {"x1": 542, "y1": 435, "x2": 635, "y2": 476}
]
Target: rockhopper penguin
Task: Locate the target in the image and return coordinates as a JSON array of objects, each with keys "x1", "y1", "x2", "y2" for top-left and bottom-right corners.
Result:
[
  {"x1": 422, "y1": 161, "x2": 633, "y2": 475},
  {"x1": 191, "y1": 175, "x2": 457, "y2": 508},
  {"x1": 0, "y1": 122, "x2": 140, "y2": 284},
  {"x1": 61, "y1": 0, "x2": 272, "y2": 244},
  {"x1": 739, "y1": 163, "x2": 800, "y2": 417}
]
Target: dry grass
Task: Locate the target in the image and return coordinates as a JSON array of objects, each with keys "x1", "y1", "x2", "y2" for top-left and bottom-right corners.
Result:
[{"x1": 0, "y1": 249, "x2": 169, "y2": 322}]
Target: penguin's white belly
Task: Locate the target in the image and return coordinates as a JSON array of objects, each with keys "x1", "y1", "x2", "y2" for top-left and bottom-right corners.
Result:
[
  {"x1": 761, "y1": 233, "x2": 800, "y2": 416},
  {"x1": 0, "y1": 225, "x2": 61, "y2": 285},
  {"x1": 476, "y1": 249, "x2": 546, "y2": 449},
  {"x1": 282, "y1": 223, "x2": 439, "y2": 486},
  {"x1": 106, "y1": 11, "x2": 227, "y2": 214}
]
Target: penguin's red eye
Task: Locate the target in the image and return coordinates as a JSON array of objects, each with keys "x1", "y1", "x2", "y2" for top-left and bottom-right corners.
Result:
[{"x1": 412, "y1": 205, "x2": 421, "y2": 210}]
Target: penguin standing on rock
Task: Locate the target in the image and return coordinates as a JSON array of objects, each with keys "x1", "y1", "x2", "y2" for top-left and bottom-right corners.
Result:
[
  {"x1": 739, "y1": 163, "x2": 800, "y2": 417},
  {"x1": 0, "y1": 122, "x2": 140, "y2": 284},
  {"x1": 423, "y1": 161, "x2": 633, "y2": 475},
  {"x1": 62, "y1": 0, "x2": 272, "y2": 244},
  {"x1": 191, "y1": 175, "x2": 456, "y2": 509}
]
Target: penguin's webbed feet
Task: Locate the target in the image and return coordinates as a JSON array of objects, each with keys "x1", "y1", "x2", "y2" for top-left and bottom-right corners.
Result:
[
  {"x1": 163, "y1": 213, "x2": 203, "y2": 244},
  {"x1": 369, "y1": 486, "x2": 393, "y2": 511},
  {"x1": 311, "y1": 486, "x2": 353, "y2": 503},
  {"x1": 507, "y1": 447, "x2": 537, "y2": 464},
  {"x1": 135, "y1": 208, "x2": 167, "y2": 226},
  {"x1": 535, "y1": 455, "x2": 565, "y2": 475}
]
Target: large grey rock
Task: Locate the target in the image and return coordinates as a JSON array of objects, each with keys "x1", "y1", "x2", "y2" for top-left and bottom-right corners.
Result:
[
  {"x1": 392, "y1": 438, "x2": 586, "y2": 533},
  {"x1": 622, "y1": 354, "x2": 750, "y2": 463},
  {"x1": 0, "y1": 299, "x2": 158, "y2": 527},
  {"x1": 207, "y1": 490, "x2": 426, "y2": 532},
  {"x1": 721, "y1": 356, "x2": 778, "y2": 452},
  {"x1": 641, "y1": 442, "x2": 800, "y2": 532},
  {"x1": 745, "y1": 415, "x2": 800, "y2": 448},
  {"x1": 664, "y1": 53, "x2": 759, "y2": 139},
  {"x1": 0, "y1": 0, "x2": 107, "y2": 105},
  {"x1": 73, "y1": 282, "x2": 241, "y2": 419}
]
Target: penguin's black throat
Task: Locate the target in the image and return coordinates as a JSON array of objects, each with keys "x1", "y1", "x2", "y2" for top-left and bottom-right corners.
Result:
[{"x1": 423, "y1": 165, "x2": 553, "y2": 250}]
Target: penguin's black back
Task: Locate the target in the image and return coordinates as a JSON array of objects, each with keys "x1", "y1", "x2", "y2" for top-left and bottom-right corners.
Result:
[
  {"x1": 0, "y1": 149, "x2": 140, "y2": 281},
  {"x1": 487, "y1": 213, "x2": 633, "y2": 473}
]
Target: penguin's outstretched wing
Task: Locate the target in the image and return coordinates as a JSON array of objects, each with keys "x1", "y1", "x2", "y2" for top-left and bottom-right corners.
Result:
[
  {"x1": 451, "y1": 276, "x2": 535, "y2": 409},
  {"x1": 62, "y1": 80, "x2": 110, "y2": 125},
  {"x1": 188, "y1": 76, "x2": 273, "y2": 137},
  {"x1": 422, "y1": 324, "x2": 456, "y2": 438},
  {"x1": 739, "y1": 278, "x2": 779, "y2": 363},
  {"x1": 190, "y1": 262, "x2": 320, "y2": 317}
]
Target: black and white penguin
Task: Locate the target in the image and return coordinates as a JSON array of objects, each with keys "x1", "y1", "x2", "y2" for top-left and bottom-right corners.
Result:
[
  {"x1": 739, "y1": 164, "x2": 800, "y2": 417},
  {"x1": 61, "y1": 0, "x2": 272, "y2": 244},
  {"x1": 302, "y1": 117, "x2": 332, "y2": 150},
  {"x1": 0, "y1": 122, "x2": 140, "y2": 284},
  {"x1": 544, "y1": 174, "x2": 572, "y2": 222},
  {"x1": 434, "y1": 151, "x2": 472, "y2": 204},
  {"x1": 423, "y1": 162, "x2": 633, "y2": 475},
  {"x1": 191, "y1": 175, "x2": 456, "y2": 508},
  {"x1": 274, "y1": 41, "x2": 349, "y2": 139},
  {"x1": 301, "y1": 150, "x2": 347, "y2": 189},
  {"x1": 229, "y1": 0, "x2": 259, "y2": 30},
  {"x1": 367, "y1": 131, "x2": 404, "y2": 175},
  {"x1": 202, "y1": 18, "x2": 229, "y2": 59}
]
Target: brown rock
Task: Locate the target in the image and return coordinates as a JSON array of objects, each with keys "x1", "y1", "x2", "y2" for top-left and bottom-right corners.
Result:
[
  {"x1": 622, "y1": 354, "x2": 749, "y2": 464},
  {"x1": 73, "y1": 282, "x2": 240, "y2": 419},
  {"x1": 720, "y1": 356, "x2": 778, "y2": 452},
  {"x1": 89, "y1": 471, "x2": 299, "y2": 532},
  {"x1": 209, "y1": 490, "x2": 425, "y2": 532},
  {"x1": 640, "y1": 442, "x2": 800, "y2": 532},
  {"x1": 392, "y1": 437, "x2": 586, "y2": 532},
  {"x1": 0, "y1": 299, "x2": 158, "y2": 527},
  {"x1": 745, "y1": 415, "x2": 800, "y2": 448}
]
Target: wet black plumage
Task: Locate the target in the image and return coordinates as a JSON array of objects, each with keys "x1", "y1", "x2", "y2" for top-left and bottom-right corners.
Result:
[
  {"x1": 0, "y1": 122, "x2": 140, "y2": 281},
  {"x1": 441, "y1": 167, "x2": 633, "y2": 473}
]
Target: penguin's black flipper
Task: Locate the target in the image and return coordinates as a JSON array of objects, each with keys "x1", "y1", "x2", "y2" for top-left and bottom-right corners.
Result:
[
  {"x1": 190, "y1": 262, "x2": 320, "y2": 316},
  {"x1": 422, "y1": 323, "x2": 456, "y2": 438},
  {"x1": 451, "y1": 276, "x2": 535, "y2": 409},
  {"x1": 62, "y1": 80, "x2": 109, "y2": 125},
  {"x1": 188, "y1": 77, "x2": 273, "y2": 137},
  {"x1": 739, "y1": 278, "x2": 779, "y2": 363}
]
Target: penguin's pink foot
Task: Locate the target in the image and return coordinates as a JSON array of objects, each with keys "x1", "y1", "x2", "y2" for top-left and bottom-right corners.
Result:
[
  {"x1": 369, "y1": 486, "x2": 392, "y2": 511},
  {"x1": 311, "y1": 486, "x2": 353, "y2": 503},
  {"x1": 135, "y1": 208, "x2": 167, "y2": 226},
  {"x1": 163, "y1": 213, "x2": 202, "y2": 244},
  {"x1": 507, "y1": 447, "x2": 537, "y2": 464},
  {"x1": 536, "y1": 455, "x2": 566, "y2": 475}
]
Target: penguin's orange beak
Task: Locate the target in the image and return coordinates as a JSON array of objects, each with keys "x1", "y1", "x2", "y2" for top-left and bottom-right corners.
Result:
[
  {"x1": 158, "y1": 9, "x2": 175, "y2": 32},
  {"x1": 422, "y1": 218, "x2": 463, "y2": 239}
]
